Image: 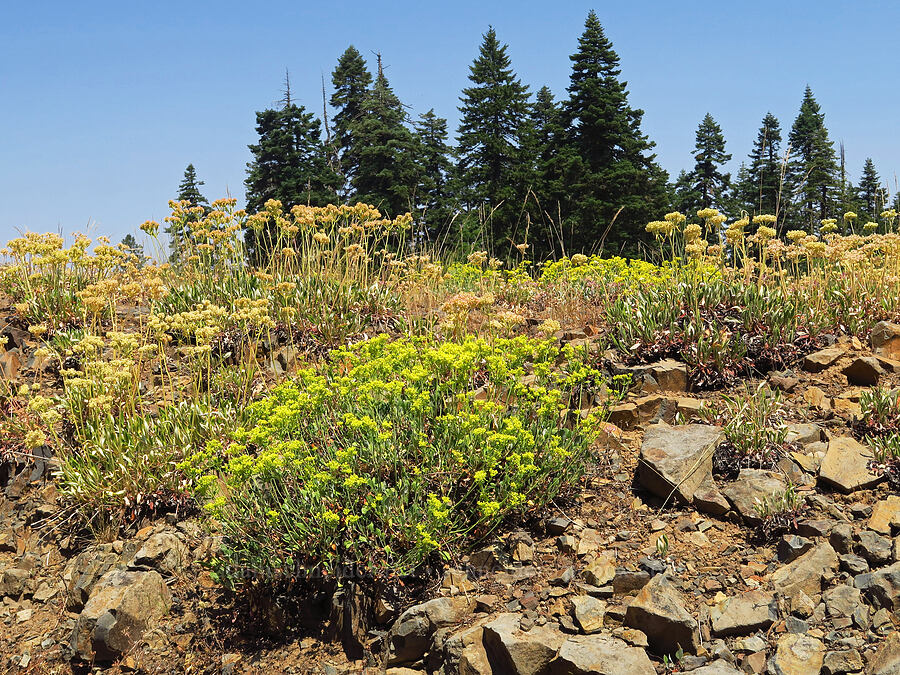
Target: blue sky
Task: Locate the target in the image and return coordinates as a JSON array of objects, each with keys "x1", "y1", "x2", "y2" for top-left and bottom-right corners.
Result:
[{"x1": 2, "y1": 1, "x2": 898, "y2": 247}]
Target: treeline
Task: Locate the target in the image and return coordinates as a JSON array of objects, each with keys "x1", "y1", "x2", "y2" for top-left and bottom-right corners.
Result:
[{"x1": 170, "y1": 10, "x2": 899, "y2": 263}]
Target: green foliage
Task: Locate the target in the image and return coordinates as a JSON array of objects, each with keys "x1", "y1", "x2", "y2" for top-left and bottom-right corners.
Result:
[
  {"x1": 414, "y1": 108, "x2": 455, "y2": 237},
  {"x1": 350, "y1": 62, "x2": 420, "y2": 217},
  {"x1": 700, "y1": 383, "x2": 788, "y2": 457},
  {"x1": 682, "y1": 113, "x2": 731, "y2": 213},
  {"x1": 331, "y1": 46, "x2": 374, "y2": 195},
  {"x1": 786, "y1": 86, "x2": 838, "y2": 228},
  {"x1": 167, "y1": 164, "x2": 209, "y2": 262},
  {"x1": 244, "y1": 103, "x2": 341, "y2": 263},
  {"x1": 857, "y1": 158, "x2": 885, "y2": 224},
  {"x1": 187, "y1": 334, "x2": 616, "y2": 582},
  {"x1": 557, "y1": 11, "x2": 669, "y2": 256},
  {"x1": 735, "y1": 113, "x2": 783, "y2": 219},
  {"x1": 455, "y1": 26, "x2": 532, "y2": 252}
]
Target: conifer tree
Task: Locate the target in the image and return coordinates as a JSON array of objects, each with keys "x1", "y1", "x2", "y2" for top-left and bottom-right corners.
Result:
[
  {"x1": 521, "y1": 86, "x2": 566, "y2": 255},
  {"x1": 558, "y1": 10, "x2": 668, "y2": 255},
  {"x1": 167, "y1": 164, "x2": 209, "y2": 261},
  {"x1": 244, "y1": 95, "x2": 340, "y2": 263},
  {"x1": 456, "y1": 26, "x2": 532, "y2": 250},
  {"x1": 737, "y1": 113, "x2": 783, "y2": 217},
  {"x1": 857, "y1": 158, "x2": 884, "y2": 221},
  {"x1": 331, "y1": 46, "x2": 373, "y2": 195},
  {"x1": 683, "y1": 113, "x2": 731, "y2": 213},
  {"x1": 350, "y1": 57, "x2": 420, "y2": 217},
  {"x1": 413, "y1": 109, "x2": 455, "y2": 239},
  {"x1": 785, "y1": 86, "x2": 838, "y2": 228},
  {"x1": 120, "y1": 234, "x2": 145, "y2": 260}
]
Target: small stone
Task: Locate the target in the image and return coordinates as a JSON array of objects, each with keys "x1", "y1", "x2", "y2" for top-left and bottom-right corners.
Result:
[
  {"x1": 870, "y1": 631, "x2": 900, "y2": 674},
  {"x1": 571, "y1": 595, "x2": 606, "y2": 634},
  {"x1": 637, "y1": 423, "x2": 722, "y2": 504},
  {"x1": 857, "y1": 530, "x2": 893, "y2": 567},
  {"x1": 770, "y1": 543, "x2": 839, "y2": 602},
  {"x1": 823, "y1": 584, "x2": 860, "y2": 617},
  {"x1": 871, "y1": 321, "x2": 900, "y2": 358},
  {"x1": 803, "y1": 347, "x2": 845, "y2": 372},
  {"x1": 777, "y1": 535, "x2": 814, "y2": 564},
  {"x1": 769, "y1": 633, "x2": 825, "y2": 675},
  {"x1": 739, "y1": 636, "x2": 768, "y2": 652},
  {"x1": 612, "y1": 569, "x2": 651, "y2": 594},
  {"x1": 842, "y1": 356, "x2": 884, "y2": 386},
  {"x1": 839, "y1": 554, "x2": 869, "y2": 575},
  {"x1": 785, "y1": 616, "x2": 808, "y2": 634},
  {"x1": 623, "y1": 573, "x2": 700, "y2": 655},
  {"x1": 829, "y1": 523, "x2": 854, "y2": 554},
  {"x1": 822, "y1": 649, "x2": 864, "y2": 674},
  {"x1": 550, "y1": 567, "x2": 574, "y2": 587},
  {"x1": 818, "y1": 437, "x2": 882, "y2": 493},
  {"x1": 710, "y1": 590, "x2": 777, "y2": 637},
  {"x1": 722, "y1": 470, "x2": 787, "y2": 525},
  {"x1": 547, "y1": 516, "x2": 573, "y2": 536},
  {"x1": 869, "y1": 496, "x2": 900, "y2": 535},
  {"x1": 581, "y1": 554, "x2": 616, "y2": 587}
]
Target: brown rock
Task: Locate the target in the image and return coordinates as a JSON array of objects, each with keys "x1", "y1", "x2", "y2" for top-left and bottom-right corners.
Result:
[
  {"x1": 803, "y1": 347, "x2": 844, "y2": 372},
  {"x1": 818, "y1": 436, "x2": 881, "y2": 493},
  {"x1": 624, "y1": 573, "x2": 700, "y2": 655},
  {"x1": 637, "y1": 423, "x2": 722, "y2": 505}
]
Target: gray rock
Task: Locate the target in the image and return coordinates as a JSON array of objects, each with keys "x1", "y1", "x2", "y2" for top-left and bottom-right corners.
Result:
[
  {"x1": 842, "y1": 356, "x2": 884, "y2": 386},
  {"x1": 648, "y1": 359, "x2": 688, "y2": 392},
  {"x1": 870, "y1": 630, "x2": 900, "y2": 675},
  {"x1": 854, "y1": 560, "x2": 900, "y2": 610},
  {"x1": 869, "y1": 496, "x2": 900, "y2": 534},
  {"x1": 0, "y1": 567, "x2": 30, "y2": 598},
  {"x1": 709, "y1": 590, "x2": 777, "y2": 637},
  {"x1": 693, "y1": 476, "x2": 731, "y2": 517},
  {"x1": 623, "y1": 573, "x2": 700, "y2": 655},
  {"x1": 823, "y1": 584, "x2": 861, "y2": 617},
  {"x1": 63, "y1": 550, "x2": 121, "y2": 611},
  {"x1": 547, "y1": 634, "x2": 655, "y2": 674},
  {"x1": 829, "y1": 523, "x2": 854, "y2": 554},
  {"x1": 785, "y1": 424, "x2": 823, "y2": 446},
  {"x1": 387, "y1": 596, "x2": 476, "y2": 665},
  {"x1": 769, "y1": 542, "x2": 839, "y2": 602},
  {"x1": 637, "y1": 423, "x2": 722, "y2": 504},
  {"x1": 857, "y1": 530, "x2": 893, "y2": 567},
  {"x1": 440, "y1": 617, "x2": 492, "y2": 675},
  {"x1": 839, "y1": 553, "x2": 869, "y2": 575},
  {"x1": 612, "y1": 569, "x2": 650, "y2": 594},
  {"x1": 689, "y1": 662, "x2": 743, "y2": 675},
  {"x1": 482, "y1": 613, "x2": 565, "y2": 675},
  {"x1": 721, "y1": 469, "x2": 787, "y2": 525},
  {"x1": 768, "y1": 633, "x2": 825, "y2": 675},
  {"x1": 71, "y1": 569, "x2": 171, "y2": 661},
  {"x1": 822, "y1": 648, "x2": 864, "y2": 674},
  {"x1": 803, "y1": 347, "x2": 845, "y2": 372},
  {"x1": 777, "y1": 535, "x2": 814, "y2": 564},
  {"x1": 818, "y1": 437, "x2": 882, "y2": 493},
  {"x1": 131, "y1": 531, "x2": 189, "y2": 575}
]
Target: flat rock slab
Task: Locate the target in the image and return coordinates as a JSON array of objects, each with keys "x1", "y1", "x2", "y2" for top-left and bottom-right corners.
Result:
[
  {"x1": 710, "y1": 590, "x2": 777, "y2": 637},
  {"x1": 637, "y1": 423, "x2": 722, "y2": 504},
  {"x1": 721, "y1": 469, "x2": 787, "y2": 525},
  {"x1": 802, "y1": 347, "x2": 845, "y2": 372},
  {"x1": 818, "y1": 436, "x2": 881, "y2": 493},
  {"x1": 623, "y1": 573, "x2": 699, "y2": 656},
  {"x1": 548, "y1": 635, "x2": 654, "y2": 675}
]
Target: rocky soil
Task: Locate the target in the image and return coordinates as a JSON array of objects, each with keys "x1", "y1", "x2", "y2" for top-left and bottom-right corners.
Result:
[{"x1": 3, "y1": 319, "x2": 900, "y2": 674}]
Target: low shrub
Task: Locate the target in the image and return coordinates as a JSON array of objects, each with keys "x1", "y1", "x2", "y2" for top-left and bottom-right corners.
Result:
[{"x1": 185, "y1": 334, "x2": 618, "y2": 585}]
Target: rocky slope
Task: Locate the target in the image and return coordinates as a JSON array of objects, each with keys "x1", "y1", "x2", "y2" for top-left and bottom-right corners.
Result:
[{"x1": 3, "y1": 322, "x2": 900, "y2": 674}]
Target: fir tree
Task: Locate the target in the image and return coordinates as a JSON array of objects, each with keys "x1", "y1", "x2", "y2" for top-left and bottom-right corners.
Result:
[
  {"x1": 671, "y1": 169, "x2": 700, "y2": 215},
  {"x1": 167, "y1": 164, "x2": 209, "y2": 261},
  {"x1": 785, "y1": 86, "x2": 838, "y2": 228},
  {"x1": 683, "y1": 113, "x2": 731, "y2": 213},
  {"x1": 456, "y1": 26, "x2": 532, "y2": 251},
  {"x1": 737, "y1": 113, "x2": 783, "y2": 217},
  {"x1": 857, "y1": 157, "x2": 884, "y2": 221},
  {"x1": 350, "y1": 57, "x2": 420, "y2": 217},
  {"x1": 331, "y1": 46, "x2": 373, "y2": 195},
  {"x1": 245, "y1": 96, "x2": 340, "y2": 263},
  {"x1": 521, "y1": 86, "x2": 566, "y2": 255},
  {"x1": 120, "y1": 233, "x2": 145, "y2": 260},
  {"x1": 559, "y1": 11, "x2": 668, "y2": 255},
  {"x1": 413, "y1": 109, "x2": 455, "y2": 240}
]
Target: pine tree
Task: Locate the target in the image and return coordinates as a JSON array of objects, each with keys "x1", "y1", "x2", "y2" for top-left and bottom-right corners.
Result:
[
  {"x1": 683, "y1": 113, "x2": 731, "y2": 213},
  {"x1": 413, "y1": 109, "x2": 455, "y2": 240},
  {"x1": 331, "y1": 46, "x2": 373, "y2": 196},
  {"x1": 350, "y1": 57, "x2": 420, "y2": 217},
  {"x1": 245, "y1": 96, "x2": 340, "y2": 263},
  {"x1": 456, "y1": 26, "x2": 532, "y2": 251},
  {"x1": 671, "y1": 169, "x2": 700, "y2": 215},
  {"x1": 166, "y1": 164, "x2": 209, "y2": 261},
  {"x1": 737, "y1": 113, "x2": 783, "y2": 217},
  {"x1": 559, "y1": 11, "x2": 668, "y2": 255},
  {"x1": 785, "y1": 86, "x2": 838, "y2": 229},
  {"x1": 857, "y1": 158, "x2": 884, "y2": 221}
]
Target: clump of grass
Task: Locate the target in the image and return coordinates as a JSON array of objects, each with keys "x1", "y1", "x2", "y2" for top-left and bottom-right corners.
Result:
[
  {"x1": 699, "y1": 383, "x2": 790, "y2": 480},
  {"x1": 183, "y1": 334, "x2": 619, "y2": 586},
  {"x1": 753, "y1": 482, "x2": 806, "y2": 542}
]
